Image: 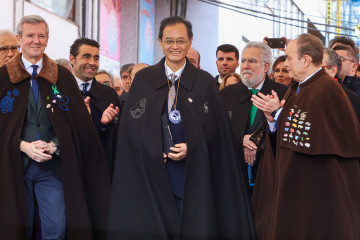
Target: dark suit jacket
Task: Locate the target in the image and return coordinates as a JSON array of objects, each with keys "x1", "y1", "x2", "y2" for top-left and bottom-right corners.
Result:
[
  {"x1": 86, "y1": 79, "x2": 121, "y2": 178},
  {"x1": 221, "y1": 76, "x2": 288, "y2": 181},
  {"x1": 21, "y1": 80, "x2": 61, "y2": 180}
]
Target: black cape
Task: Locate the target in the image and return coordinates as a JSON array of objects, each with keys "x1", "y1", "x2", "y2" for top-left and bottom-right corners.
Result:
[
  {"x1": 0, "y1": 53, "x2": 111, "y2": 239},
  {"x1": 107, "y1": 58, "x2": 256, "y2": 239},
  {"x1": 220, "y1": 77, "x2": 287, "y2": 184}
]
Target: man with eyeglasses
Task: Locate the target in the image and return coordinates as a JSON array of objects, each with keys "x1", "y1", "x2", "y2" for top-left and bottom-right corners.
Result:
[
  {"x1": 107, "y1": 16, "x2": 256, "y2": 240},
  {"x1": 251, "y1": 34, "x2": 360, "y2": 240},
  {"x1": 69, "y1": 37, "x2": 121, "y2": 177},
  {"x1": 322, "y1": 48, "x2": 360, "y2": 122},
  {"x1": 0, "y1": 30, "x2": 19, "y2": 66},
  {"x1": 333, "y1": 44, "x2": 360, "y2": 97},
  {"x1": 221, "y1": 42, "x2": 287, "y2": 194},
  {"x1": 118, "y1": 63, "x2": 134, "y2": 106}
]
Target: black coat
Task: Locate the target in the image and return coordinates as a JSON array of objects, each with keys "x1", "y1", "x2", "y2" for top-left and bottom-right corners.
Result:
[
  {"x1": 107, "y1": 58, "x2": 256, "y2": 239},
  {"x1": 0, "y1": 53, "x2": 111, "y2": 239},
  {"x1": 220, "y1": 77, "x2": 288, "y2": 182},
  {"x1": 87, "y1": 79, "x2": 121, "y2": 177},
  {"x1": 338, "y1": 80, "x2": 360, "y2": 122}
]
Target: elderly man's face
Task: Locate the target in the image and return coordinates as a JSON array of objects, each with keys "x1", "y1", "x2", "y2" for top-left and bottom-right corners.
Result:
[
  {"x1": 240, "y1": 47, "x2": 269, "y2": 88},
  {"x1": 284, "y1": 40, "x2": 306, "y2": 82},
  {"x1": 186, "y1": 48, "x2": 200, "y2": 68},
  {"x1": 0, "y1": 34, "x2": 18, "y2": 66}
]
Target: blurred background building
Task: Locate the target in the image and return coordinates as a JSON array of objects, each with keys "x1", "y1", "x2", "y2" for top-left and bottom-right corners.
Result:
[{"x1": 1, "y1": 0, "x2": 359, "y2": 77}]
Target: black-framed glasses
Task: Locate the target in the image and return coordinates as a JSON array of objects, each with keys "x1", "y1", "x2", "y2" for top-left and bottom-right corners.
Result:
[
  {"x1": 162, "y1": 39, "x2": 188, "y2": 45},
  {"x1": 0, "y1": 46, "x2": 19, "y2": 53},
  {"x1": 339, "y1": 56, "x2": 355, "y2": 63}
]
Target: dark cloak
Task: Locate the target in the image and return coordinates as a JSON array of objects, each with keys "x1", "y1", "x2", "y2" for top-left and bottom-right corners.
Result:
[
  {"x1": 107, "y1": 58, "x2": 256, "y2": 240},
  {"x1": 251, "y1": 69, "x2": 360, "y2": 240},
  {"x1": 87, "y1": 79, "x2": 121, "y2": 177},
  {"x1": 0, "y1": 53, "x2": 111, "y2": 239},
  {"x1": 220, "y1": 77, "x2": 287, "y2": 184}
]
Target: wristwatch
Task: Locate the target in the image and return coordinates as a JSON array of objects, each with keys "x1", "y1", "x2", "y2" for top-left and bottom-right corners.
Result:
[
  {"x1": 50, "y1": 140, "x2": 60, "y2": 156},
  {"x1": 271, "y1": 107, "x2": 282, "y2": 118}
]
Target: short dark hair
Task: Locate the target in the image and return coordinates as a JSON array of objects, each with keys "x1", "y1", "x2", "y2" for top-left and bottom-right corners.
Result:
[
  {"x1": 323, "y1": 48, "x2": 342, "y2": 78},
  {"x1": 329, "y1": 36, "x2": 357, "y2": 53},
  {"x1": 216, "y1": 44, "x2": 239, "y2": 60},
  {"x1": 158, "y1": 16, "x2": 193, "y2": 40},
  {"x1": 296, "y1": 34, "x2": 323, "y2": 66},
  {"x1": 333, "y1": 44, "x2": 359, "y2": 64},
  {"x1": 70, "y1": 38, "x2": 100, "y2": 58},
  {"x1": 272, "y1": 55, "x2": 286, "y2": 72}
]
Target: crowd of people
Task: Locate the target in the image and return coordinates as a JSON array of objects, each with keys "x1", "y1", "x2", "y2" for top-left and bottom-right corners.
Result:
[{"x1": 0, "y1": 14, "x2": 359, "y2": 240}]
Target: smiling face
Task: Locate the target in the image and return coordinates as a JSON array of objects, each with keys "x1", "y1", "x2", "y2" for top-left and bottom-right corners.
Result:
[
  {"x1": 17, "y1": 22, "x2": 48, "y2": 64},
  {"x1": 70, "y1": 44, "x2": 99, "y2": 82},
  {"x1": 273, "y1": 61, "x2": 292, "y2": 86},
  {"x1": 159, "y1": 23, "x2": 192, "y2": 71}
]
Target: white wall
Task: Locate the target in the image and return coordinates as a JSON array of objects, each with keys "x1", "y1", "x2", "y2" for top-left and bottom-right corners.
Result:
[
  {"x1": 23, "y1": 1, "x2": 79, "y2": 60},
  {"x1": 1, "y1": 0, "x2": 15, "y2": 31}
]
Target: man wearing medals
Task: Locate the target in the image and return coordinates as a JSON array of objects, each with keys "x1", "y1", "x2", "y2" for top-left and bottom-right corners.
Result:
[{"x1": 107, "y1": 16, "x2": 256, "y2": 239}]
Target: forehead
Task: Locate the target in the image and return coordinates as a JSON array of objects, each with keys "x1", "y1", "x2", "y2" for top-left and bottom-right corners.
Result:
[
  {"x1": 275, "y1": 61, "x2": 285, "y2": 68},
  {"x1": 163, "y1": 23, "x2": 189, "y2": 39},
  {"x1": 121, "y1": 71, "x2": 130, "y2": 76},
  {"x1": 0, "y1": 34, "x2": 17, "y2": 46},
  {"x1": 242, "y1": 47, "x2": 262, "y2": 59},
  {"x1": 21, "y1": 22, "x2": 47, "y2": 34},
  {"x1": 285, "y1": 40, "x2": 297, "y2": 56},
  {"x1": 217, "y1": 50, "x2": 236, "y2": 58},
  {"x1": 77, "y1": 44, "x2": 99, "y2": 56},
  {"x1": 334, "y1": 49, "x2": 349, "y2": 58},
  {"x1": 96, "y1": 73, "x2": 111, "y2": 81},
  {"x1": 187, "y1": 49, "x2": 198, "y2": 59}
]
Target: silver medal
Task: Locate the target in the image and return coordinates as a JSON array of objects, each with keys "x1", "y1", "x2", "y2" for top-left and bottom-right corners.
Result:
[{"x1": 169, "y1": 110, "x2": 182, "y2": 124}]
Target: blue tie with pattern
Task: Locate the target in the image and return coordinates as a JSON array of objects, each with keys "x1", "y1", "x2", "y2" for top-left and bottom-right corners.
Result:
[
  {"x1": 31, "y1": 65, "x2": 39, "y2": 104},
  {"x1": 81, "y1": 82, "x2": 90, "y2": 98}
]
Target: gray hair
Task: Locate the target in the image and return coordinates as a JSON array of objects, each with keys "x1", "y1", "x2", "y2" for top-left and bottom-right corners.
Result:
[
  {"x1": 55, "y1": 58, "x2": 72, "y2": 69},
  {"x1": 242, "y1": 41, "x2": 273, "y2": 73},
  {"x1": 16, "y1": 15, "x2": 49, "y2": 37},
  {"x1": 120, "y1": 63, "x2": 135, "y2": 76},
  {"x1": 96, "y1": 69, "x2": 114, "y2": 86},
  {"x1": 323, "y1": 48, "x2": 342, "y2": 78},
  {"x1": 0, "y1": 30, "x2": 16, "y2": 38}
]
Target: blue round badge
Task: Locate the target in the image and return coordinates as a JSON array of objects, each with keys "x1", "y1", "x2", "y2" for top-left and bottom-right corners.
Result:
[{"x1": 169, "y1": 110, "x2": 182, "y2": 124}]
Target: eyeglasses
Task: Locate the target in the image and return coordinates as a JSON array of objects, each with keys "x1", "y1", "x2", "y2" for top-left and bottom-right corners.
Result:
[
  {"x1": 241, "y1": 58, "x2": 264, "y2": 66},
  {"x1": 0, "y1": 46, "x2": 19, "y2": 53},
  {"x1": 121, "y1": 75, "x2": 130, "y2": 80},
  {"x1": 322, "y1": 65, "x2": 334, "y2": 68},
  {"x1": 162, "y1": 39, "x2": 188, "y2": 46},
  {"x1": 339, "y1": 56, "x2": 355, "y2": 63}
]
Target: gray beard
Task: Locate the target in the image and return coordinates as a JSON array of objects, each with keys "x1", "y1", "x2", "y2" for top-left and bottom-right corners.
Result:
[{"x1": 241, "y1": 74, "x2": 264, "y2": 88}]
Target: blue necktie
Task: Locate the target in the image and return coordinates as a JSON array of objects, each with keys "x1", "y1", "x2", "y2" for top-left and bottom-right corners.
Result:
[
  {"x1": 31, "y1": 65, "x2": 39, "y2": 104},
  {"x1": 296, "y1": 85, "x2": 300, "y2": 94},
  {"x1": 81, "y1": 82, "x2": 90, "y2": 98}
]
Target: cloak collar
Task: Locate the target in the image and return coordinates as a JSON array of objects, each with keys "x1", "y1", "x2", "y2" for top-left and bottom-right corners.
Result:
[
  {"x1": 6, "y1": 52, "x2": 58, "y2": 85},
  {"x1": 151, "y1": 57, "x2": 195, "y2": 92}
]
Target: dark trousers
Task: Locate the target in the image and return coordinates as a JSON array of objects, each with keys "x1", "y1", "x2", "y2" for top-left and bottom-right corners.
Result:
[{"x1": 24, "y1": 160, "x2": 66, "y2": 240}]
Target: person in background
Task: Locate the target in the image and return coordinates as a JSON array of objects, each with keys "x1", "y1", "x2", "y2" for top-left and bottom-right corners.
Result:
[
  {"x1": 215, "y1": 44, "x2": 239, "y2": 87},
  {"x1": 54, "y1": 58, "x2": 72, "y2": 72},
  {"x1": 219, "y1": 72, "x2": 240, "y2": 90},
  {"x1": 96, "y1": 69, "x2": 114, "y2": 87},
  {"x1": 186, "y1": 47, "x2": 200, "y2": 68},
  {"x1": 272, "y1": 55, "x2": 293, "y2": 86},
  {"x1": 0, "y1": 29, "x2": 19, "y2": 66}
]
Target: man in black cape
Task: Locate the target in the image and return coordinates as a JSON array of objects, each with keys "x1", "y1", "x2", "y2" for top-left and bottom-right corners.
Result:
[
  {"x1": 107, "y1": 16, "x2": 256, "y2": 240},
  {"x1": 221, "y1": 42, "x2": 287, "y2": 194},
  {"x1": 0, "y1": 15, "x2": 111, "y2": 239}
]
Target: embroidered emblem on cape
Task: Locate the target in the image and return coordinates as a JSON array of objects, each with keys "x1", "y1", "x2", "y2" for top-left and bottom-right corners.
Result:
[
  {"x1": 204, "y1": 102, "x2": 209, "y2": 113},
  {"x1": 1, "y1": 89, "x2": 19, "y2": 113},
  {"x1": 130, "y1": 98, "x2": 146, "y2": 119},
  {"x1": 188, "y1": 98, "x2": 193, "y2": 103},
  {"x1": 52, "y1": 85, "x2": 69, "y2": 111},
  {"x1": 282, "y1": 105, "x2": 311, "y2": 147}
]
